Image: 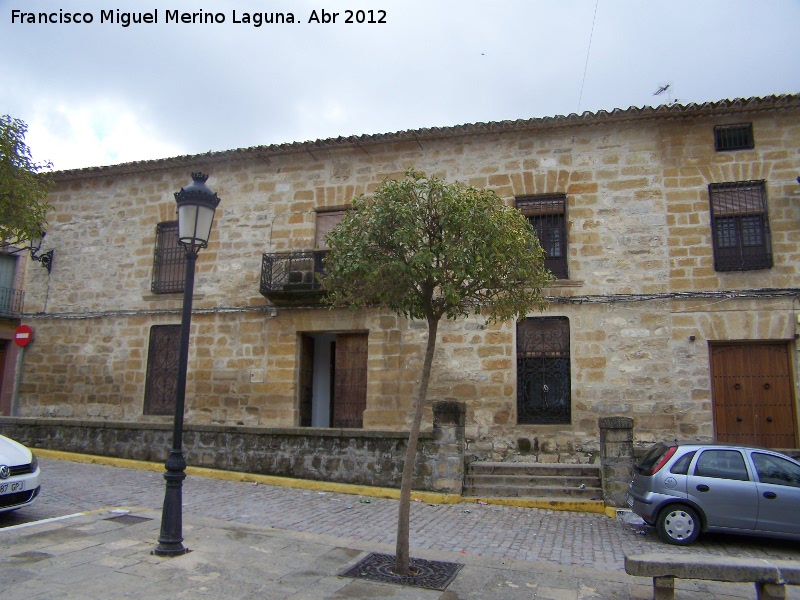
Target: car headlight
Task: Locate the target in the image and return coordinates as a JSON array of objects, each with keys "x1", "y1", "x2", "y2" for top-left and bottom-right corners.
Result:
[{"x1": 30, "y1": 453, "x2": 38, "y2": 472}]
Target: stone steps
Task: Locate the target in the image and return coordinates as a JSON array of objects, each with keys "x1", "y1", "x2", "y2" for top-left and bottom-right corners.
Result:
[{"x1": 464, "y1": 461, "x2": 603, "y2": 501}]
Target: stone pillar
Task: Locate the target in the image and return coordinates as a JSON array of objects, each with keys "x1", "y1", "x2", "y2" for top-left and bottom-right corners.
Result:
[
  {"x1": 431, "y1": 400, "x2": 466, "y2": 495},
  {"x1": 599, "y1": 416, "x2": 634, "y2": 507}
]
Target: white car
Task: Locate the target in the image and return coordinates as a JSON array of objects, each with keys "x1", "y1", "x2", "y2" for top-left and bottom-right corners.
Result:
[{"x1": 0, "y1": 434, "x2": 41, "y2": 513}]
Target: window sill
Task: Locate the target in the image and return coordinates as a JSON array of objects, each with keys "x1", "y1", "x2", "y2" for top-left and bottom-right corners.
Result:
[{"x1": 142, "y1": 293, "x2": 206, "y2": 302}]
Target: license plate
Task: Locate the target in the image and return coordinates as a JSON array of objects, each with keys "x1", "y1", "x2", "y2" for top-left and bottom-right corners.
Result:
[
  {"x1": 626, "y1": 494, "x2": 634, "y2": 508},
  {"x1": 0, "y1": 481, "x2": 25, "y2": 494}
]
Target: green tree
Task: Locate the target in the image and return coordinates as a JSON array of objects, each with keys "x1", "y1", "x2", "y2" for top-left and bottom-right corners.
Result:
[
  {"x1": 323, "y1": 169, "x2": 554, "y2": 575},
  {"x1": 0, "y1": 116, "x2": 52, "y2": 246}
]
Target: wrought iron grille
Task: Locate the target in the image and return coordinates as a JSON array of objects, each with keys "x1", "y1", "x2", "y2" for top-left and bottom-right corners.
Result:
[
  {"x1": 143, "y1": 325, "x2": 180, "y2": 415},
  {"x1": 151, "y1": 222, "x2": 186, "y2": 294},
  {"x1": 517, "y1": 317, "x2": 571, "y2": 424},
  {"x1": 516, "y1": 194, "x2": 568, "y2": 279},
  {"x1": 260, "y1": 250, "x2": 328, "y2": 294},
  {"x1": 708, "y1": 180, "x2": 772, "y2": 271},
  {"x1": 0, "y1": 287, "x2": 24, "y2": 319},
  {"x1": 714, "y1": 123, "x2": 754, "y2": 151}
]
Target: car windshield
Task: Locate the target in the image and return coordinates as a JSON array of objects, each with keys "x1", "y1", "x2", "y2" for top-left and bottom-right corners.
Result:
[{"x1": 634, "y1": 442, "x2": 674, "y2": 475}]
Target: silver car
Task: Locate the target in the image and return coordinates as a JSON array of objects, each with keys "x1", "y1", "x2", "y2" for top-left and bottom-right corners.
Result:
[
  {"x1": 0, "y1": 434, "x2": 41, "y2": 514},
  {"x1": 626, "y1": 442, "x2": 800, "y2": 545}
]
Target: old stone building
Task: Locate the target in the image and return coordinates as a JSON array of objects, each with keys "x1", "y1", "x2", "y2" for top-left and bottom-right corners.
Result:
[{"x1": 3, "y1": 94, "x2": 799, "y2": 467}]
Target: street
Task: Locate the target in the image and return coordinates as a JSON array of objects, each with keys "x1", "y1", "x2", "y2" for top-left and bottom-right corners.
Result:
[{"x1": 3, "y1": 457, "x2": 799, "y2": 573}]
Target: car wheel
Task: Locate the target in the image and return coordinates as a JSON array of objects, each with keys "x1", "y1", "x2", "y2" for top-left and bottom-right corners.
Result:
[{"x1": 656, "y1": 505, "x2": 701, "y2": 545}]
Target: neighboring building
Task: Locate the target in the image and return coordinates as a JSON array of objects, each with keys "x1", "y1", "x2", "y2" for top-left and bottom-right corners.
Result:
[{"x1": 6, "y1": 95, "x2": 800, "y2": 462}]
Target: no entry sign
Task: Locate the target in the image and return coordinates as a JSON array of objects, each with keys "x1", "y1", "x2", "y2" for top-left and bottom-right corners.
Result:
[{"x1": 14, "y1": 324, "x2": 32, "y2": 347}]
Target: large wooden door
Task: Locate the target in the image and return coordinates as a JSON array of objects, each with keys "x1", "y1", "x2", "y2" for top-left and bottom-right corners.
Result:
[
  {"x1": 331, "y1": 333, "x2": 367, "y2": 428},
  {"x1": 710, "y1": 343, "x2": 798, "y2": 448}
]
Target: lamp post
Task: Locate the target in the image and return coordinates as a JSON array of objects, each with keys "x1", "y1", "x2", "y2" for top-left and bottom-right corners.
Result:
[{"x1": 154, "y1": 172, "x2": 220, "y2": 557}]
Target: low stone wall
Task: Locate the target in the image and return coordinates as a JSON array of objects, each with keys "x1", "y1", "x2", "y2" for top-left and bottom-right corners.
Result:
[{"x1": 0, "y1": 400, "x2": 467, "y2": 494}]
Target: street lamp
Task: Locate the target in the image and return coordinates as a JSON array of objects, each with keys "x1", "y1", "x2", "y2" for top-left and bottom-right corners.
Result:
[{"x1": 154, "y1": 172, "x2": 221, "y2": 557}]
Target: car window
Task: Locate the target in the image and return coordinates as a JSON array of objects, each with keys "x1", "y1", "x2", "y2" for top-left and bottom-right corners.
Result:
[
  {"x1": 634, "y1": 443, "x2": 673, "y2": 474},
  {"x1": 752, "y1": 453, "x2": 800, "y2": 488},
  {"x1": 694, "y1": 449, "x2": 750, "y2": 481},
  {"x1": 670, "y1": 451, "x2": 696, "y2": 475}
]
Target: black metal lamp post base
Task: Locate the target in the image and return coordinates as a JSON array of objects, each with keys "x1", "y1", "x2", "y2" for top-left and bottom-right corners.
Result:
[{"x1": 153, "y1": 450, "x2": 189, "y2": 557}]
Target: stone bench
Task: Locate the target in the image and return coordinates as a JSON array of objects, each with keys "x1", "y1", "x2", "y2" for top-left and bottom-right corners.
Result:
[{"x1": 625, "y1": 552, "x2": 800, "y2": 600}]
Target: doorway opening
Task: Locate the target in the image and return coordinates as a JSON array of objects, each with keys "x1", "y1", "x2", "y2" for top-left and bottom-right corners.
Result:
[{"x1": 299, "y1": 332, "x2": 367, "y2": 428}]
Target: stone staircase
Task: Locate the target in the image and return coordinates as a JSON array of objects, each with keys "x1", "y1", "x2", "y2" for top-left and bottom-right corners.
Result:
[{"x1": 463, "y1": 461, "x2": 604, "y2": 504}]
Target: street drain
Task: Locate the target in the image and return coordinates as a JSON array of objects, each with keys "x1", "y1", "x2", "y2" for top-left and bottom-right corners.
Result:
[
  {"x1": 104, "y1": 515, "x2": 152, "y2": 525},
  {"x1": 340, "y1": 552, "x2": 462, "y2": 591}
]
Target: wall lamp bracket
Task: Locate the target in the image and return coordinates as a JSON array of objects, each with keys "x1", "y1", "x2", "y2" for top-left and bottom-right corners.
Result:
[{"x1": 31, "y1": 249, "x2": 53, "y2": 273}]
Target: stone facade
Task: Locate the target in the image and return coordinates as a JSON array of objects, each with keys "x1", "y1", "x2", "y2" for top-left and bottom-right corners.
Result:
[{"x1": 5, "y1": 95, "x2": 800, "y2": 463}]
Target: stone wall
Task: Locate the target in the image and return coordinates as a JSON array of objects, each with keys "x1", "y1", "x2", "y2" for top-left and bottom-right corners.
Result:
[
  {"x1": 13, "y1": 99, "x2": 800, "y2": 460},
  {"x1": 0, "y1": 400, "x2": 467, "y2": 493}
]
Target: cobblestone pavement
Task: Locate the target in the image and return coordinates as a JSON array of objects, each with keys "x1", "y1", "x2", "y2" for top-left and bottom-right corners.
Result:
[{"x1": 5, "y1": 457, "x2": 799, "y2": 574}]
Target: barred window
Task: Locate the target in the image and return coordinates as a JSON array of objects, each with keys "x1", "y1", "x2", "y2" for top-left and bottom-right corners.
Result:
[
  {"x1": 516, "y1": 194, "x2": 568, "y2": 279},
  {"x1": 151, "y1": 221, "x2": 186, "y2": 294},
  {"x1": 708, "y1": 181, "x2": 772, "y2": 271},
  {"x1": 714, "y1": 123, "x2": 754, "y2": 152},
  {"x1": 143, "y1": 325, "x2": 180, "y2": 415},
  {"x1": 517, "y1": 317, "x2": 571, "y2": 425}
]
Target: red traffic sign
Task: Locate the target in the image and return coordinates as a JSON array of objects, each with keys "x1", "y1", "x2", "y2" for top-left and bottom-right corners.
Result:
[{"x1": 14, "y1": 325, "x2": 33, "y2": 347}]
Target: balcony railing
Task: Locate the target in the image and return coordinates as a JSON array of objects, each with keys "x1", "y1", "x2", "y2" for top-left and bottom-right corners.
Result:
[
  {"x1": 0, "y1": 287, "x2": 24, "y2": 320},
  {"x1": 260, "y1": 251, "x2": 328, "y2": 305}
]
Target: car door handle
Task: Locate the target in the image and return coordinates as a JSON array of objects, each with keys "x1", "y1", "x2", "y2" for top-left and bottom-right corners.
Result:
[
  {"x1": 763, "y1": 491, "x2": 777, "y2": 500},
  {"x1": 696, "y1": 484, "x2": 710, "y2": 492}
]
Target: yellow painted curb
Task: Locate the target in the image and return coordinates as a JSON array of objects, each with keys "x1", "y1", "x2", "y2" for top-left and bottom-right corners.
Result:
[
  {"x1": 34, "y1": 449, "x2": 459, "y2": 505},
  {"x1": 468, "y1": 496, "x2": 607, "y2": 514},
  {"x1": 35, "y1": 449, "x2": 613, "y2": 515}
]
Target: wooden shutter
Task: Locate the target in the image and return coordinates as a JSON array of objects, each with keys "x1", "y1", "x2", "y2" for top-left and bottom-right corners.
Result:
[
  {"x1": 332, "y1": 333, "x2": 367, "y2": 428},
  {"x1": 298, "y1": 335, "x2": 314, "y2": 427},
  {"x1": 315, "y1": 210, "x2": 346, "y2": 250}
]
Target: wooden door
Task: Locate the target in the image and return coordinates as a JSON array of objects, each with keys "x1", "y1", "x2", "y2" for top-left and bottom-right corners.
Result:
[
  {"x1": 331, "y1": 333, "x2": 367, "y2": 428},
  {"x1": 710, "y1": 343, "x2": 798, "y2": 448},
  {"x1": 298, "y1": 335, "x2": 314, "y2": 427}
]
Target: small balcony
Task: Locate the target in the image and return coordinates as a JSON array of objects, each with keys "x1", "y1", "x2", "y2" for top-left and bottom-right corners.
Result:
[
  {"x1": 0, "y1": 287, "x2": 24, "y2": 320},
  {"x1": 260, "y1": 251, "x2": 328, "y2": 306}
]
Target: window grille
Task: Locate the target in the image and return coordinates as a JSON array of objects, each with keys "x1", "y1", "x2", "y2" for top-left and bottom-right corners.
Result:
[
  {"x1": 517, "y1": 317, "x2": 571, "y2": 424},
  {"x1": 714, "y1": 123, "x2": 754, "y2": 151},
  {"x1": 151, "y1": 221, "x2": 186, "y2": 294},
  {"x1": 516, "y1": 194, "x2": 568, "y2": 279},
  {"x1": 143, "y1": 325, "x2": 180, "y2": 415},
  {"x1": 708, "y1": 180, "x2": 772, "y2": 271}
]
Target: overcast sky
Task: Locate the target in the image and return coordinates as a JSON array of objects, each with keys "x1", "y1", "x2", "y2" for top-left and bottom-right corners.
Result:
[{"x1": 2, "y1": 0, "x2": 798, "y2": 171}]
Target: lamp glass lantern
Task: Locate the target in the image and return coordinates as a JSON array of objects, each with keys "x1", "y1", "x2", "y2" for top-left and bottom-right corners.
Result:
[{"x1": 175, "y1": 173, "x2": 221, "y2": 253}]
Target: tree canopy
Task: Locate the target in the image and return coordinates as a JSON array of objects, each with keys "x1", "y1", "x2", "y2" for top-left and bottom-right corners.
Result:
[
  {"x1": 322, "y1": 169, "x2": 554, "y2": 574},
  {"x1": 0, "y1": 115, "x2": 52, "y2": 245}
]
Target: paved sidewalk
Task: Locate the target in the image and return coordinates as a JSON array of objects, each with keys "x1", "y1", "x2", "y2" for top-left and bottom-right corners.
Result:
[{"x1": 1, "y1": 455, "x2": 799, "y2": 599}]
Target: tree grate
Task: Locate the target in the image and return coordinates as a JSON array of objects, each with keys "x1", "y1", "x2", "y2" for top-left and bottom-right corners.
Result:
[{"x1": 340, "y1": 552, "x2": 463, "y2": 591}]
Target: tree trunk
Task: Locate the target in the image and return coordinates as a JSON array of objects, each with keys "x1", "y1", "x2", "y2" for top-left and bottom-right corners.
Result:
[{"x1": 394, "y1": 317, "x2": 438, "y2": 575}]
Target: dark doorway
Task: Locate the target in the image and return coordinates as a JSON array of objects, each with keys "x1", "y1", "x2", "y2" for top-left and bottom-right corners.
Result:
[{"x1": 299, "y1": 332, "x2": 367, "y2": 428}]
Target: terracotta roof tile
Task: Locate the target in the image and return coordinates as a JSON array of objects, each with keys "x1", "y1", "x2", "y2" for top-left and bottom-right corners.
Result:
[{"x1": 51, "y1": 94, "x2": 799, "y2": 181}]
